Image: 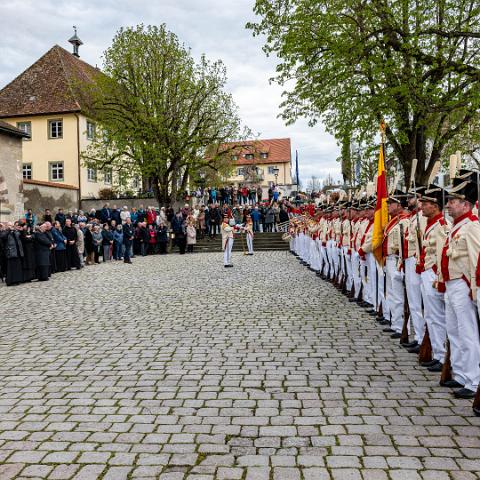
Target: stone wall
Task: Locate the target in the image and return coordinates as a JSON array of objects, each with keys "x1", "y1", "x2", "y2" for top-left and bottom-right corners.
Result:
[
  {"x1": 0, "y1": 133, "x2": 24, "y2": 222},
  {"x1": 23, "y1": 180, "x2": 79, "y2": 215}
]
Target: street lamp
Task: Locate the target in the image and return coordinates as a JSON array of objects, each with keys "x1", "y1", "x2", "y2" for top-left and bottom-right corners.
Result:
[{"x1": 273, "y1": 167, "x2": 280, "y2": 186}]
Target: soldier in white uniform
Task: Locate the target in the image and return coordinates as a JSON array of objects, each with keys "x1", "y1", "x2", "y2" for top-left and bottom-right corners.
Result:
[{"x1": 221, "y1": 215, "x2": 234, "y2": 267}]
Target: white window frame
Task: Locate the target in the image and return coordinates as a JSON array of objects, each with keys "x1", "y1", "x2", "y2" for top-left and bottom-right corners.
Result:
[
  {"x1": 244, "y1": 153, "x2": 254, "y2": 160},
  {"x1": 260, "y1": 152, "x2": 268, "y2": 159},
  {"x1": 48, "y1": 119, "x2": 63, "y2": 139},
  {"x1": 87, "y1": 168, "x2": 97, "y2": 182},
  {"x1": 237, "y1": 167, "x2": 245, "y2": 176},
  {"x1": 86, "y1": 121, "x2": 96, "y2": 140},
  {"x1": 17, "y1": 121, "x2": 31, "y2": 140},
  {"x1": 22, "y1": 163, "x2": 32, "y2": 180},
  {"x1": 104, "y1": 169, "x2": 112, "y2": 185},
  {"x1": 49, "y1": 162, "x2": 64, "y2": 181},
  {"x1": 268, "y1": 166, "x2": 278, "y2": 174}
]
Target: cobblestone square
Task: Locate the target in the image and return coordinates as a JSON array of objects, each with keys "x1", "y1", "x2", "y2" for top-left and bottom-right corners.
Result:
[{"x1": 1, "y1": 251, "x2": 480, "y2": 479}]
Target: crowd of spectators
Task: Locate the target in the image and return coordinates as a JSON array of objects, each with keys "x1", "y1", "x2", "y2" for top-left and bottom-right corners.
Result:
[{"x1": 0, "y1": 186, "x2": 296, "y2": 287}]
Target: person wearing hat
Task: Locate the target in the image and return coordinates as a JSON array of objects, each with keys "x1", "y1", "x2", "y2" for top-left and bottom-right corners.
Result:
[
  {"x1": 357, "y1": 201, "x2": 376, "y2": 310},
  {"x1": 221, "y1": 214, "x2": 234, "y2": 267},
  {"x1": 438, "y1": 175, "x2": 480, "y2": 399},
  {"x1": 382, "y1": 190, "x2": 411, "y2": 338},
  {"x1": 402, "y1": 189, "x2": 427, "y2": 352},
  {"x1": 415, "y1": 185, "x2": 450, "y2": 370}
]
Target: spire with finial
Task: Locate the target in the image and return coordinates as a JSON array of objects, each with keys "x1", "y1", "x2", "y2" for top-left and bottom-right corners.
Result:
[{"x1": 68, "y1": 26, "x2": 83, "y2": 58}]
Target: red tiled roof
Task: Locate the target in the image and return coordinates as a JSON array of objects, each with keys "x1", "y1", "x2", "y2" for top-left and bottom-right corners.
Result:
[
  {"x1": 221, "y1": 138, "x2": 291, "y2": 165},
  {"x1": 0, "y1": 45, "x2": 100, "y2": 118}
]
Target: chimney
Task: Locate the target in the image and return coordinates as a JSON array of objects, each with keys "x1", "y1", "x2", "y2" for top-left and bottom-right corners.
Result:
[{"x1": 68, "y1": 26, "x2": 83, "y2": 57}]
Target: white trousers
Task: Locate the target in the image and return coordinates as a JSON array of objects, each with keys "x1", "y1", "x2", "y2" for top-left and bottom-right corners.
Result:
[
  {"x1": 321, "y1": 243, "x2": 329, "y2": 276},
  {"x1": 351, "y1": 251, "x2": 362, "y2": 298},
  {"x1": 316, "y1": 240, "x2": 324, "y2": 272},
  {"x1": 386, "y1": 255, "x2": 405, "y2": 332},
  {"x1": 343, "y1": 247, "x2": 353, "y2": 290},
  {"x1": 445, "y1": 279, "x2": 480, "y2": 391},
  {"x1": 420, "y1": 268, "x2": 446, "y2": 362},
  {"x1": 246, "y1": 234, "x2": 253, "y2": 254},
  {"x1": 377, "y1": 264, "x2": 389, "y2": 319},
  {"x1": 360, "y1": 259, "x2": 368, "y2": 303},
  {"x1": 405, "y1": 257, "x2": 425, "y2": 343},
  {"x1": 366, "y1": 253, "x2": 377, "y2": 309},
  {"x1": 223, "y1": 238, "x2": 233, "y2": 265}
]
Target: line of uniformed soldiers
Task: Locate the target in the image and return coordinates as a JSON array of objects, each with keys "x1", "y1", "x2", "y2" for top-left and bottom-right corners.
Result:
[{"x1": 288, "y1": 171, "x2": 480, "y2": 415}]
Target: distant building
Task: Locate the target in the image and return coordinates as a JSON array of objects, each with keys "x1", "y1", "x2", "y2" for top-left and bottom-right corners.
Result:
[
  {"x1": 0, "y1": 35, "x2": 126, "y2": 212},
  {"x1": 0, "y1": 120, "x2": 28, "y2": 221},
  {"x1": 223, "y1": 138, "x2": 292, "y2": 189}
]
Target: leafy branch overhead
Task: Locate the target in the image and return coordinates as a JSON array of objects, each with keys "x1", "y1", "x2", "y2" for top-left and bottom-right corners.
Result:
[
  {"x1": 248, "y1": 0, "x2": 480, "y2": 185},
  {"x1": 81, "y1": 24, "x2": 250, "y2": 205}
]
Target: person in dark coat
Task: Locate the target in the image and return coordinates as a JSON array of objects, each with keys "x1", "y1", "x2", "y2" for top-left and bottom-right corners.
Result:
[
  {"x1": 19, "y1": 223, "x2": 36, "y2": 282},
  {"x1": 123, "y1": 217, "x2": 135, "y2": 263},
  {"x1": 111, "y1": 205, "x2": 121, "y2": 226},
  {"x1": 43, "y1": 209, "x2": 53, "y2": 224},
  {"x1": 156, "y1": 223, "x2": 168, "y2": 254},
  {"x1": 51, "y1": 221, "x2": 68, "y2": 272},
  {"x1": 83, "y1": 225, "x2": 94, "y2": 265},
  {"x1": 100, "y1": 204, "x2": 112, "y2": 224},
  {"x1": 172, "y1": 212, "x2": 186, "y2": 254},
  {"x1": 63, "y1": 218, "x2": 80, "y2": 269},
  {"x1": 0, "y1": 224, "x2": 24, "y2": 286},
  {"x1": 34, "y1": 223, "x2": 53, "y2": 281},
  {"x1": 55, "y1": 208, "x2": 66, "y2": 227}
]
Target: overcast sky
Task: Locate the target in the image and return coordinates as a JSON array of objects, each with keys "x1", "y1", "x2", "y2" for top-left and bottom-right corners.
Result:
[{"x1": 0, "y1": 0, "x2": 341, "y2": 186}]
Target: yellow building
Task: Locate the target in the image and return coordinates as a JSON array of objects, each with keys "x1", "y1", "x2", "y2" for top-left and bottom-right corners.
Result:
[
  {"x1": 0, "y1": 41, "x2": 113, "y2": 202},
  {"x1": 224, "y1": 138, "x2": 293, "y2": 189}
]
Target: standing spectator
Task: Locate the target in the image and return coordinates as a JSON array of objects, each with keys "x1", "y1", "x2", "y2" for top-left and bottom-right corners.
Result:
[
  {"x1": 0, "y1": 223, "x2": 24, "y2": 286},
  {"x1": 120, "y1": 206, "x2": 130, "y2": 224},
  {"x1": 137, "y1": 205, "x2": 146, "y2": 224},
  {"x1": 63, "y1": 218, "x2": 80, "y2": 269},
  {"x1": 34, "y1": 223, "x2": 53, "y2": 281},
  {"x1": 84, "y1": 224, "x2": 95, "y2": 265},
  {"x1": 101, "y1": 223, "x2": 114, "y2": 261},
  {"x1": 241, "y1": 185, "x2": 249, "y2": 205},
  {"x1": 237, "y1": 185, "x2": 242, "y2": 204},
  {"x1": 111, "y1": 205, "x2": 121, "y2": 225},
  {"x1": 279, "y1": 204, "x2": 289, "y2": 223},
  {"x1": 172, "y1": 211, "x2": 186, "y2": 254},
  {"x1": 43, "y1": 208, "x2": 53, "y2": 224},
  {"x1": 265, "y1": 206, "x2": 274, "y2": 232},
  {"x1": 157, "y1": 207, "x2": 168, "y2": 227},
  {"x1": 77, "y1": 210, "x2": 87, "y2": 223},
  {"x1": 147, "y1": 207, "x2": 156, "y2": 225},
  {"x1": 100, "y1": 203, "x2": 112, "y2": 224},
  {"x1": 75, "y1": 223, "x2": 85, "y2": 267},
  {"x1": 273, "y1": 186, "x2": 280, "y2": 203},
  {"x1": 123, "y1": 218, "x2": 134, "y2": 263},
  {"x1": 251, "y1": 206, "x2": 261, "y2": 232},
  {"x1": 147, "y1": 224, "x2": 157, "y2": 254},
  {"x1": 272, "y1": 202, "x2": 280, "y2": 232},
  {"x1": 130, "y1": 207, "x2": 138, "y2": 225},
  {"x1": 55, "y1": 208, "x2": 66, "y2": 227},
  {"x1": 197, "y1": 206, "x2": 206, "y2": 238},
  {"x1": 257, "y1": 185, "x2": 263, "y2": 203},
  {"x1": 113, "y1": 224, "x2": 124, "y2": 260},
  {"x1": 92, "y1": 226, "x2": 103, "y2": 264},
  {"x1": 51, "y1": 221, "x2": 67, "y2": 272},
  {"x1": 156, "y1": 223, "x2": 168, "y2": 254},
  {"x1": 87, "y1": 209, "x2": 97, "y2": 222},
  {"x1": 25, "y1": 209, "x2": 36, "y2": 228},
  {"x1": 19, "y1": 222, "x2": 36, "y2": 282},
  {"x1": 135, "y1": 222, "x2": 149, "y2": 256},
  {"x1": 186, "y1": 220, "x2": 197, "y2": 253}
]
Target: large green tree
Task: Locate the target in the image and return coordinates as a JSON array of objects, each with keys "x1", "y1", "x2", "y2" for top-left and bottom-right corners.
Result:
[
  {"x1": 248, "y1": 0, "x2": 480, "y2": 185},
  {"x1": 82, "y1": 24, "x2": 248, "y2": 206}
]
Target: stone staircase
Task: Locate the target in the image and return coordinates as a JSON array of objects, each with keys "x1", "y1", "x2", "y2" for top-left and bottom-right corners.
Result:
[{"x1": 194, "y1": 232, "x2": 289, "y2": 252}]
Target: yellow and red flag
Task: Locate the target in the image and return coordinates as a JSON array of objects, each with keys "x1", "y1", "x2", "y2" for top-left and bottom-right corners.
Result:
[{"x1": 372, "y1": 131, "x2": 389, "y2": 264}]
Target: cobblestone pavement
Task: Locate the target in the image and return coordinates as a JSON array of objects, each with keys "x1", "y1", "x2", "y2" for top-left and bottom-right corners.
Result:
[{"x1": 1, "y1": 251, "x2": 480, "y2": 480}]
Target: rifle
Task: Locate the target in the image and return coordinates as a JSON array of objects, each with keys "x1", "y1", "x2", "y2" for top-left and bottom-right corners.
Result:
[
  {"x1": 440, "y1": 339, "x2": 452, "y2": 384},
  {"x1": 399, "y1": 222, "x2": 411, "y2": 344},
  {"x1": 418, "y1": 325, "x2": 433, "y2": 363}
]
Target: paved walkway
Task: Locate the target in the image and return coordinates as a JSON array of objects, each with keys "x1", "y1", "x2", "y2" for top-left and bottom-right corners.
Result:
[{"x1": 1, "y1": 251, "x2": 479, "y2": 480}]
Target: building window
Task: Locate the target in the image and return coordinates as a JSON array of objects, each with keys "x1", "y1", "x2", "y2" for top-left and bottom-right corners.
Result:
[
  {"x1": 268, "y1": 166, "x2": 278, "y2": 174},
  {"x1": 86, "y1": 121, "x2": 96, "y2": 140},
  {"x1": 132, "y1": 177, "x2": 140, "y2": 189},
  {"x1": 22, "y1": 164, "x2": 32, "y2": 180},
  {"x1": 237, "y1": 168, "x2": 245, "y2": 176},
  {"x1": 260, "y1": 152, "x2": 268, "y2": 159},
  {"x1": 104, "y1": 169, "x2": 112, "y2": 184},
  {"x1": 48, "y1": 119, "x2": 63, "y2": 139},
  {"x1": 17, "y1": 121, "x2": 31, "y2": 140},
  {"x1": 49, "y1": 162, "x2": 64, "y2": 181},
  {"x1": 244, "y1": 153, "x2": 254, "y2": 160},
  {"x1": 231, "y1": 155, "x2": 238, "y2": 161},
  {"x1": 87, "y1": 168, "x2": 97, "y2": 182}
]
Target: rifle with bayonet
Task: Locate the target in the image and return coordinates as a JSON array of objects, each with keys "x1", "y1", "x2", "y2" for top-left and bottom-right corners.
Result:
[{"x1": 399, "y1": 221, "x2": 411, "y2": 344}]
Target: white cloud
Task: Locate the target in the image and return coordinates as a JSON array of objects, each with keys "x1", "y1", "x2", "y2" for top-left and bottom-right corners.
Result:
[{"x1": 0, "y1": 0, "x2": 341, "y2": 185}]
